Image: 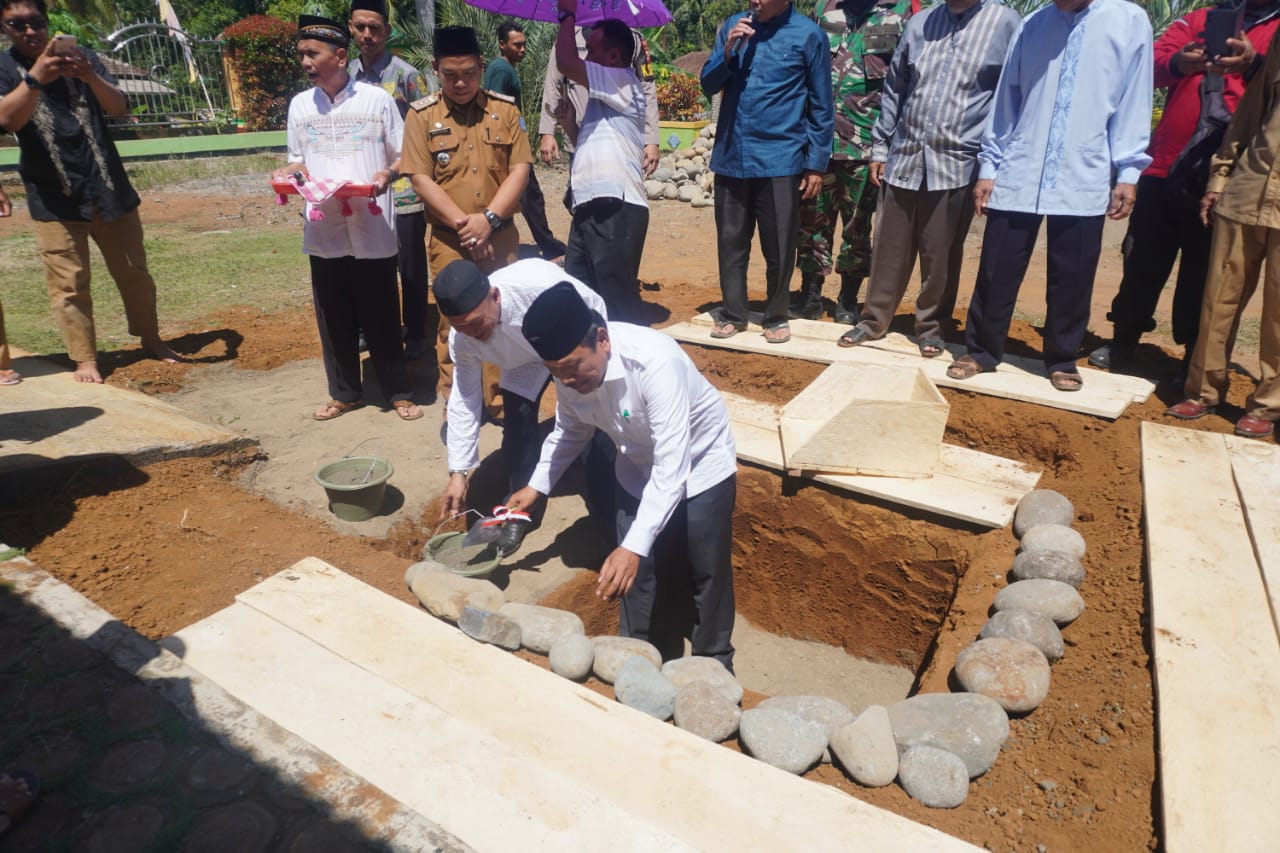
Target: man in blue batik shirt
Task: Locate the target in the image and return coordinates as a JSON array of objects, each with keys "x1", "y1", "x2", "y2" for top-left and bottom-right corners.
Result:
[
  {"x1": 701, "y1": 0, "x2": 834, "y2": 344},
  {"x1": 947, "y1": 0, "x2": 1153, "y2": 392}
]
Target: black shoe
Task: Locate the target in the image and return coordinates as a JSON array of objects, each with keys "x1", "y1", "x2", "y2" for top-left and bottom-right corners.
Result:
[
  {"x1": 789, "y1": 301, "x2": 823, "y2": 320},
  {"x1": 833, "y1": 305, "x2": 858, "y2": 325},
  {"x1": 496, "y1": 517, "x2": 533, "y2": 557},
  {"x1": 1087, "y1": 343, "x2": 1133, "y2": 370}
]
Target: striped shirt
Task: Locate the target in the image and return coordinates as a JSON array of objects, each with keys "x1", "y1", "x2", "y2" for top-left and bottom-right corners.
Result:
[{"x1": 871, "y1": 0, "x2": 1019, "y2": 191}]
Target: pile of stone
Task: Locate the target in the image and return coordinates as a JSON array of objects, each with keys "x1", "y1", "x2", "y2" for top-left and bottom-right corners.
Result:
[
  {"x1": 644, "y1": 124, "x2": 716, "y2": 207},
  {"x1": 402, "y1": 487, "x2": 1087, "y2": 811}
]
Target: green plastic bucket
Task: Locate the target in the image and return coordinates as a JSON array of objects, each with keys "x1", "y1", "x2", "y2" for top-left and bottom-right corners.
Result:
[
  {"x1": 314, "y1": 455, "x2": 393, "y2": 522},
  {"x1": 423, "y1": 530, "x2": 502, "y2": 578}
]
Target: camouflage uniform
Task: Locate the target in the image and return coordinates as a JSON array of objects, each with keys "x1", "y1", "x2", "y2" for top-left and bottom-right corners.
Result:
[{"x1": 795, "y1": 0, "x2": 911, "y2": 317}]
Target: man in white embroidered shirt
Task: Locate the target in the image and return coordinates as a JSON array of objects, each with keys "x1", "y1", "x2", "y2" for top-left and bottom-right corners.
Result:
[
  {"x1": 433, "y1": 258, "x2": 607, "y2": 555},
  {"x1": 507, "y1": 283, "x2": 739, "y2": 670}
]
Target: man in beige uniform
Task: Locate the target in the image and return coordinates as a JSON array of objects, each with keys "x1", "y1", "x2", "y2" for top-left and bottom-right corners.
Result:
[
  {"x1": 402, "y1": 25, "x2": 531, "y2": 401},
  {"x1": 1167, "y1": 28, "x2": 1280, "y2": 440}
]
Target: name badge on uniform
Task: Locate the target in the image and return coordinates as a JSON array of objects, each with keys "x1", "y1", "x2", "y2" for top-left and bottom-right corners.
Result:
[
  {"x1": 437, "y1": 151, "x2": 451, "y2": 165},
  {"x1": 429, "y1": 127, "x2": 451, "y2": 137}
]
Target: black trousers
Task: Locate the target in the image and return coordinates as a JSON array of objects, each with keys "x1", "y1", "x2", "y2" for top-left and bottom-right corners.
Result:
[
  {"x1": 1107, "y1": 174, "x2": 1210, "y2": 350},
  {"x1": 309, "y1": 255, "x2": 410, "y2": 403},
  {"x1": 396, "y1": 210, "x2": 435, "y2": 346},
  {"x1": 519, "y1": 170, "x2": 567, "y2": 259},
  {"x1": 964, "y1": 210, "x2": 1105, "y2": 374},
  {"x1": 501, "y1": 380, "x2": 549, "y2": 521},
  {"x1": 615, "y1": 472, "x2": 737, "y2": 672},
  {"x1": 714, "y1": 174, "x2": 802, "y2": 329},
  {"x1": 565, "y1": 198, "x2": 649, "y2": 324}
]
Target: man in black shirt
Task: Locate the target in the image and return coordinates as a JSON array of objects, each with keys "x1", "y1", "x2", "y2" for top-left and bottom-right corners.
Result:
[{"x1": 0, "y1": 0, "x2": 180, "y2": 382}]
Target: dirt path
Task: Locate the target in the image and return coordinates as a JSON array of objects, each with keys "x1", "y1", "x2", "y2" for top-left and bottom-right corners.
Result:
[{"x1": 2, "y1": 162, "x2": 1271, "y2": 851}]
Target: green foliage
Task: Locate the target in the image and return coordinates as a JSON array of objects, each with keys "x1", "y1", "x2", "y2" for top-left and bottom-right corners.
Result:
[
  {"x1": 45, "y1": 9, "x2": 102, "y2": 47},
  {"x1": 654, "y1": 66, "x2": 707, "y2": 120},
  {"x1": 221, "y1": 14, "x2": 305, "y2": 130},
  {"x1": 264, "y1": 0, "x2": 348, "y2": 25}
]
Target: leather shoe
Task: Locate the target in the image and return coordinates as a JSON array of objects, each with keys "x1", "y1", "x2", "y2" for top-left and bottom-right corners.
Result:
[
  {"x1": 1166, "y1": 399, "x2": 1215, "y2": 420},
  {"x1": 1235, "y1": 414, "x2": 1275, "y2": 438},
  {"x1": 496, "y1": 517, "x2": 533, "y2": 556},
  {"x1": 1087, "y1": 343, "x2": 1134, "y2": 370},
  {"x1": 789, "y1": 301, "x2": 822, "y2": 320}
]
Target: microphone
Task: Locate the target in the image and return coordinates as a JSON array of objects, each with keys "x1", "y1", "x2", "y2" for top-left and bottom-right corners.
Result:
[{"x1": 730, "y1": 10, "x2": 757, "y2": 59}]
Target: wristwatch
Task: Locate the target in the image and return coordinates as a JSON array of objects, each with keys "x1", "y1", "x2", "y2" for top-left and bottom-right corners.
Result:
[
  {"x1": 22, "y1": 72, "x2": 42, "y2": 91},
  {"x1": 557, "y1": 8, "x2": 575, "y2": 22},
  {"x1": 482, "y1": 208, "x2": 504, "y2": 232}
]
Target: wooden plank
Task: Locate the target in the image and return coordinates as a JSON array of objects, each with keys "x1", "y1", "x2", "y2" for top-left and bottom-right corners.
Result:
[
  {"x1": 780, "y1": 364, "x2": 946, "y2": 478},
  {"x1": 170, "y1": 601, "x2": 694, "y2": 852},
  {"x1": 723, "y1": 392, "x2": 1039, "y2": 528},
  {"x1": 225, "y1": 560, "x2": 981, "y2": 852},
  {"x1": 666, "y1": 317, "x2": 1154, "y2": 420},
  {"x1": 1140, "y1": 423, "x2": 1280, "y2": 853},
  {"x1": 1225, "y1": 436, "x2": 1280, "y2": 644}
]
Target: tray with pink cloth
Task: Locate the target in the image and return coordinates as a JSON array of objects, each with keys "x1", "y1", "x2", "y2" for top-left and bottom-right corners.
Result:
[{"x1": 271, "y1": 175, "x2": 383, "y2": 221}]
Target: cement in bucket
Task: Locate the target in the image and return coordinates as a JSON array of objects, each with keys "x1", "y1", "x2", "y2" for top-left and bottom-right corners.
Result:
[{"x1": 314, "y1": 455, "x2": 393, "y2": 522}]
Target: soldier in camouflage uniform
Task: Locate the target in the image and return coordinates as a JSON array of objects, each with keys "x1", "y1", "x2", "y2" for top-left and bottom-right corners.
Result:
[{"x1": 792, "y1": 0, "x2": 912, "y2": 324}]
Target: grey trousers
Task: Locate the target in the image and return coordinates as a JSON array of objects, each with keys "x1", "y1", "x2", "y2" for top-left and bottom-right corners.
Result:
[
  {"x1": 615, "y1": 472, "x2": 737, "y2": 672},
  {"x1": 857, "y1": 181, "x2": 975, "y2": 340}
]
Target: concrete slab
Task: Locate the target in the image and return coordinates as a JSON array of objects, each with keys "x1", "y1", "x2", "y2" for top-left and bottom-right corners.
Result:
[
  {"x1": 0, "y1": 356, "x2": 248, "y2": 473},
  {"x1": 169, "y1": 558, "x2": 980, "y2": 852}
]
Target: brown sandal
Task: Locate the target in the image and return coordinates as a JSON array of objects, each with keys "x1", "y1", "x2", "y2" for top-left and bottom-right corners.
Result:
[
  {"x1": 392, "y1": 400, "x2": 424, "y2": 421},
  {"x1": 945, "y1": 355, "x2": 990, "y2": 381},
  {"x1": 1049, "y1": 371, "x2": 1083, "y2": 392},
  {"x1": 313, "y1": 400, "x2": 364, "y2": 421}
]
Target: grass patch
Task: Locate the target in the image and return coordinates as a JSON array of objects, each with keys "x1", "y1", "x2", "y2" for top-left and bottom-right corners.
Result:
[
  {"x1": 1, "y1": 226, "x2": 310, "y2": 356},
  {"x1": 124, "y1": 153, "x2": 284, "y2": 193}
]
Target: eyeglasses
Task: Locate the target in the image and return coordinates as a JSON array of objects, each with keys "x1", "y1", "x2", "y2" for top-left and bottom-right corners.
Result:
[{"x1": 2, "y1": 16, "x2": 47, "y2": 31}]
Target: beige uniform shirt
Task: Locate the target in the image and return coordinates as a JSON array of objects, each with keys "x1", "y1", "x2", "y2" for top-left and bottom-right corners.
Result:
[
  {"x1": 1208, "y1": 33, "x2": 1280, "y2": 228},
  {"x1": 401, "y1": 89, "x2": 534, "y2": 228}
]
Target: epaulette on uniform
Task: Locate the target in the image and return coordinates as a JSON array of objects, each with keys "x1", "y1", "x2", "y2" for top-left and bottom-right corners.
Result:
[
  {"x1": 484, "y1": 90, "x2": 516, "y2": 104},
  {"x1": 410, "y1": 93, "x2": 441, "y2": 111}
]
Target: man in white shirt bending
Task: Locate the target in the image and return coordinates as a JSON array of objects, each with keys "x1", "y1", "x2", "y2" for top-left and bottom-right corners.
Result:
[
  {"x1": 508, "y1": 283, "x2": 739, "y2": 670},
  {"x1": 434, "y1": 258, "x2": 606, "y2": 554}
]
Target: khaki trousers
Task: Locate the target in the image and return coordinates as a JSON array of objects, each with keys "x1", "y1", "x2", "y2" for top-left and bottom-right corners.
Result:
[
  {"x1": 1185, "y1": 217, "x2": 1280, "y2": 419},
  {"x1": 33, "y1": 208, "x2": 160, "y2": 364},
  {"x1": 429, "y1": 224, "x2": 519, "y2": 415},
  {"x1": 0, "y1": 299, "x2": 10, "y2": 369}
]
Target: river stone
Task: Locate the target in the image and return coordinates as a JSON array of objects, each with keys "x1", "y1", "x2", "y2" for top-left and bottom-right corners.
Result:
[
  {"x1": 591, "y1": 636, "x2": 663, "y2": 683},
  {"x1": 661, "y1": 183, "x2": 679, "y2": 200},
  {"x1": 887, "y1": 692, "x2": 1009, "y2": 778},
  {"x1": 690, "y1": 195, "x2": 711, "y2": 208},
  {"x1": 674, "y1": 146, "x2": 698, "y2": 160},
  {"x1": 829, "y1": 705, "x2": 897, "y2": 787},
  {"x1": 1019, "y1": 523, "x2": 1086, "y2": 559},
  {"x1": 685, "y1": 160, "x2": 705, "y2": 177},
  {"x1": 652, "y1": 167, "x2": 674, "y2": 182},
  {"x1": 980, "y1": 609, "x2": 1065, "y2": 662},
  {"x1": 994, "y1": 578, "x2": 1085, "y2": 625},
  {"x1": 738, "y1": 708, "x2": 826, "y2": 774},
  {"x1": 548, "y1": 633, "x2": 594, "y2": 680},
  {"x1": 677, "y1": 184, "x2": 699, "y2": 202},
  {"x1": 1012, "y1": 549, "x2": 1085, "y2": 588},
  {"x1": 406, "y1": 564, "x2": 504, "y2": 623},
  {"x1": 1013, "y1": 490, "x2": 1076, "y2": 538},
  {"x1": 661, "y1": 656, "x2": 743, "y2": 704},
  {"x1": 614, "y1": 657, "x2": 677, "y2": 720},
  {"x1": 496, "y1": 603, "x2": 584, "y2": 653},
  {"x1": 758, "y1": 695, "x2": 854, "y2": 738},
  {"x1": 955, "y1": 638, "x2": 1052, "y2": 714},
  {"x1": 898, "y1": 746, "x2": 970, "y2": 808},
  {"x1": 457, "y1": 607, "x2": 521, "y2": 650},
  {"x1": 673, "y1": 682, "x2": 740, "y2": 742},
  {"x1": 675, "y1": 158, "x2": 696, "y2": 173},
  {"x1": 644, "y1": 180, "x2": 665, "y2": 200}
]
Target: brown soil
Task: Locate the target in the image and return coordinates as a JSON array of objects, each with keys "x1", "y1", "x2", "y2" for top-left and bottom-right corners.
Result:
[{"x1": 2, "y1": 176, "x2": 1267, "y2": 851}]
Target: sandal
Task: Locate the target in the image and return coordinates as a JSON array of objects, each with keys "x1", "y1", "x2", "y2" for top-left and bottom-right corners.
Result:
[
  {"x1": 710, "y1": 322, "x2": 745, "y2": 340},
  {"x1": 0, "y1": 369, "x2": 20, "y2": 386},
  {"x1": 763, "y1": 323, "x2": 791, "y2": 344},
  {"x1": 392, "y1": 400, "x2": 424, "y2": 421},
  {"x1": 945, "y1": 355, "x2": 991, "y2": 380},
  {"x1": 313, "y1": 400, "x2": 364, "y2": 421},
  {"x1": 918, "y1": 338, "x2": 945, "y2": 359},
  {"x1": 0, "y1": 769, "x2": 40, "y2": 837},
  {"x1": 1049, "y1": 371, "x2": 1083, "y2": 392},
  {"x1": 837, "y1": 326, "x2": 874, "y2": 348}
]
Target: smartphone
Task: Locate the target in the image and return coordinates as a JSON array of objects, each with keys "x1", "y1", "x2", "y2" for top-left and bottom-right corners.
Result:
[
  {"x1": 1203, "y1": 6, "x2": 1245, "y2": 58},
  {"x1": 49, "y1": 34, "x2": 78, "y2": 56}
]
